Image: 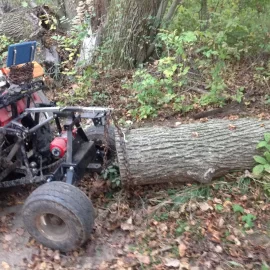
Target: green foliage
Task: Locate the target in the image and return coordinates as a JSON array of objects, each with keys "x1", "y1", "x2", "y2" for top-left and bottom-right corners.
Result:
[
  {"x1": 175, "y1": 221, "x2": 187, "y2": 236},
  {"x1": 261, "y1": 263, "x2": 270, "y2": 270},
  {"x1": 0, "y1": 35, "x2": 13, "y2": 65},
  {"x1": 102, "y1": 164, "x2": 121, "y2": 188},
  {"x1": 21, "y1": 1, "x2": 28, "y2": 7},
  {"x1": 52, "y1": 16, "x2": 96, "y2": 102},
  {"x1": 154, "y1": 213, "x2": 169, "y2": 221},
  {"x1": 215, "y1": 204, "x2": 223, "y2": 212},
  {"x1": 126, "y1": 0, "x2": 270, "y2": 120},
  {"x1": 127, "y1": 30, "x2": 198, "y2": 119},
  {"x1": 232, "y1": 204, "x2": 244, "y2": 214},
  {"x1": 242, "y1": 213, "x2": 256, "y2": 228},
  {"x1": 253, "y1": 135, "x2": 270, "y2": 176}
]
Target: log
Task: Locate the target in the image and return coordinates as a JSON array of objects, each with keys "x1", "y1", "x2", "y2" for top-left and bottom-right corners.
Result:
[
  {"x1": 115, "y1": 118, "x2": 270, "y2": 186},
  {"x1": 0, "y1": 8, "x2": 44, "y2": 41}
]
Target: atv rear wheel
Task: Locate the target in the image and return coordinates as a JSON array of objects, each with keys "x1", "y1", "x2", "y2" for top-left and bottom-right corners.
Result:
[
  {"x1": 22, "y1": 181, "x2": 94, "y2": 252},
  {"x1": 85, "y1": 125, "x2": 116, "y2": 163}
]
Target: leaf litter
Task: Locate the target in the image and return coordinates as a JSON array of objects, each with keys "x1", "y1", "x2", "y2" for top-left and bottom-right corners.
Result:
[{"x1": 1, "y1": 68, "x2": 270, "y2": 269}]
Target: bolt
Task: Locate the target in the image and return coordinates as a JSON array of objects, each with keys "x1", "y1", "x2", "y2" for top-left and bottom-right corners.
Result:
[{"x1": 47, "y1": 177, "x2": 52, "y2": 183}]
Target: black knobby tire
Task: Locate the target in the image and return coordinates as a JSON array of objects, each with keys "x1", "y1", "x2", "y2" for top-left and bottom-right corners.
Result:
[
  {"x1": 22, "y1": 181, "x2": 94, "y2": 252},
  {"x1": 85, "y1": 125, "x2": 116, "y2": 161}
]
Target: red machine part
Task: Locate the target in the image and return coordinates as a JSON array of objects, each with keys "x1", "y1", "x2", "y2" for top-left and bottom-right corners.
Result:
[
  {"x1": 50, "y1": 130, "x2": 77, "y2": 158},
  {"x1": 50, "y1": 136, "x2": 67, "y2": 158},
  {"x1": 0, "y1": 92, "x2": 42, "y2": 127}
]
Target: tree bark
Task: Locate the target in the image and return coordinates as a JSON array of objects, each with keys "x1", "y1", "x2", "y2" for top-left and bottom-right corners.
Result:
[
  {"x1": 200, "y1": 0, "x2": 208, "y2": 30},
  {"x1": 115, "y1": 119, "x2": 270, "y2": 186},
  {"x1": 99, "y1": 0, "x2": 162, "y2": 69},
  {"x1": 0, "y1": 8, "x2": 44, "y2": 41},
  {"x1": 62, "y1": 0, "x2": 80, "y2": 21}
]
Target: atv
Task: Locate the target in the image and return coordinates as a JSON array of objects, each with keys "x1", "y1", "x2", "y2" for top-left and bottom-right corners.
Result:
[{"x1": 0, "y1": 41, "x2": 114, "y2": 252}]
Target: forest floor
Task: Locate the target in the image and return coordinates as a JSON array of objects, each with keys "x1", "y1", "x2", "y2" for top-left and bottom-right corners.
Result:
[
  {"x1": 1, "y1": 68, "x2": 270, "y2": 270},
  {"x1": 1, "y1": 175, "x2": 270, "y2": 270}
]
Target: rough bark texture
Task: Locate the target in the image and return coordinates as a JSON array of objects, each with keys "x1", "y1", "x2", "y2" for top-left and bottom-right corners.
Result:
[
  {"x1": 63, "y1": 0, "x2": 80, "y2": 21},
  {"x1": 116, "y1": 119, "x2": 270, "y2": 186},
  {"x1": 100, "y1": 0, "x2": 162, "y2": 69},
  {"x1": 0, "y1": 8, "x2": 44, "y2": 41}
]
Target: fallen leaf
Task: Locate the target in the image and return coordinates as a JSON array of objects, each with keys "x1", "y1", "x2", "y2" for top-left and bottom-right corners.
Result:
[
  {"x1": 4, "y1": 234, "x2": 13, "y2": 241},
  {"x1": 228, "y1": 115, "x2": 239, "y2": 121},
  {"x1": 214, "y1": 245, "x2": 223, "y2": 253},
  {"x1": 199, "y1": 202, "x2": 212, "y2": 211},
  {"x1": 218, "y1": 217, "x2": 225, "y2": 228},
  {"x1": 121, "y1": 222, "x2": 135, "y2": 231},
  {"x1": 136, "y1": 254, "x2": 150, "y2": 265},
  {"x1": 159, "y1": 223, "x2": 168, "y2": 232},
  {"x1": 192, "y1": 132, "x2": 199, "y2": 137},
  {"x1": 54, "y1": 253, "x2": 60, "y2": 261},
  {"x1": 223, "y1": 200, "x2": 232, "y2": 209},
  {"x1": 213, "y1": 198, "x2": 222, "y2": 204},
  {"x1": 227, "y1": 235, "x2": 241, "y2": 246},
  {"x1": 16, "y1": 228, "x2": 24, "y2": 236},
  {"x1": 178, "y1": 243, "x2": 187, "y2": 257},
  {"x1": 1, "y1": 261, "x2": 10, "y2": 270},
  {"x1": 164, "y1": 258, "x2": 180, "y2": 268},
  {"x1": 38, "y1": 262, "x2": 47, "y2": 270},
  {"x1": 180, "y1": 258, "x2": 190, "y2": 270},
  {"x1": 126, "y1": 216, "x2": 133, "y2": 225},
  {"x1": 228, "y1": 124, "x2": 236, "y2": 130},
  {"x1": 199, "y1": 118, "x2": 208, "y2": 122}
]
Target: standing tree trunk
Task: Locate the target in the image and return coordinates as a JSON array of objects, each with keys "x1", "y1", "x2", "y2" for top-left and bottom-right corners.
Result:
[
  {"x1": 200, "y1": 0, "x2": 208, "y2": 30},
  {"x1": 115, "y1": 119, "x2": 270, "y2": 186},
  {"x1": 99, "y1": 0, "x2": 162, "y2": 69},
  {"x1": 62, "y1": 0, "x2": 80, "y2": 21},
  {"x1": 98, "y1": 0, "x2": 182, "y2": 69}
]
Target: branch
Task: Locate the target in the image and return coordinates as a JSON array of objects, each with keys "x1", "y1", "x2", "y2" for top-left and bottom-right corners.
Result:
[
  {"x1": 164, "y1": 0, "x2": 182, "y2": 23},
  {"x1": 186, "y1": 86, "x2": 208, "y2": 94},
  {"x1": 146, "y1": 0, "x2": 183, "y2": 58}
]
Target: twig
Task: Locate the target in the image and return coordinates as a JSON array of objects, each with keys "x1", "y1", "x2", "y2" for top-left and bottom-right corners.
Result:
[{"x1": 186, "y1": 86, "x2": 208, "y2": 94}]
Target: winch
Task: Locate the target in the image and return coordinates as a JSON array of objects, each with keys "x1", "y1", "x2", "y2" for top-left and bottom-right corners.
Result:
[{"x1": 50, "y1": 130, "x2": 76, "y2": 158}]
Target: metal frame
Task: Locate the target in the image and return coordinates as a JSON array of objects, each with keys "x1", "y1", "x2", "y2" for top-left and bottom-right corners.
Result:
[{"x1": 0, "y1": 83, "x2": 112, "y2": 188}]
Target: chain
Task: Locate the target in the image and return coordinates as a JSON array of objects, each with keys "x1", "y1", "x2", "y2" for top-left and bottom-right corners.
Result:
[
  {"x1": 102, "y1": 113, "x2": 110, "y2": 169},
  {"x1": 110, "y1": 113, "x2": 133, "y2": 186}
]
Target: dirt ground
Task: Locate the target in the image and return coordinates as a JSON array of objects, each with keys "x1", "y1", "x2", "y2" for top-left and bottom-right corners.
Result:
[
  {"x1": 0, "y1": 186, "x2": 127, "y2": 270},
  {"x1": 1, "y1": 177, "x2": 270, "y2": 270}
]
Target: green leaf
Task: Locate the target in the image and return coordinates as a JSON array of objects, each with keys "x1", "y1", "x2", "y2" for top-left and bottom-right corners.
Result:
[
  {"x1": 264, "y1": 133, "x2": 270, "y2": 143},
  {"x1": 265, "y1": 144, "x2": 270, "y2": 151},
  {"x1": 232, "y1": 204, "x2": 244, "y2": 213},
  {"x1": 252, "y1": 165, "x2": 265, "y2": 176},
  {"x1": 22, "y1": 1, "x2": 28, "y2": 7},
  {"x1": 264, "y1": 164, "x2": 270, "y2": 173},
  {"x1": 264, "y1": 151, "x2": 270, "y2": 162},
  {"x1": 242, "y1": 214, "x2": 256, "y2": 228},
  {"x1": 261, "y1": 263, "x2": 270, "y2": 270},
  {"x1": 257, "y1": 141, "x2": 268, "y2": 148},
  {"x1": 215, "y1": 204, "x2": 223, "y2": 212},
  {"x1": 254, "y1": 155, "x2": 267, "y2": 165}
]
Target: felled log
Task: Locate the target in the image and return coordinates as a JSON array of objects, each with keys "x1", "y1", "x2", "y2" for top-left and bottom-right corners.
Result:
[
  {"x1": 0, "y1": 8, "x2": 44, "y2": 41},
  {"x1": 115, "y1": 118, "x2": 270, "y2": 186}
]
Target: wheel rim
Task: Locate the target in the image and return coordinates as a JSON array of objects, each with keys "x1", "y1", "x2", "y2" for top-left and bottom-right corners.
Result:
[{"x1": 36, "y1": 213, "x2": 68, "y2": 241}]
